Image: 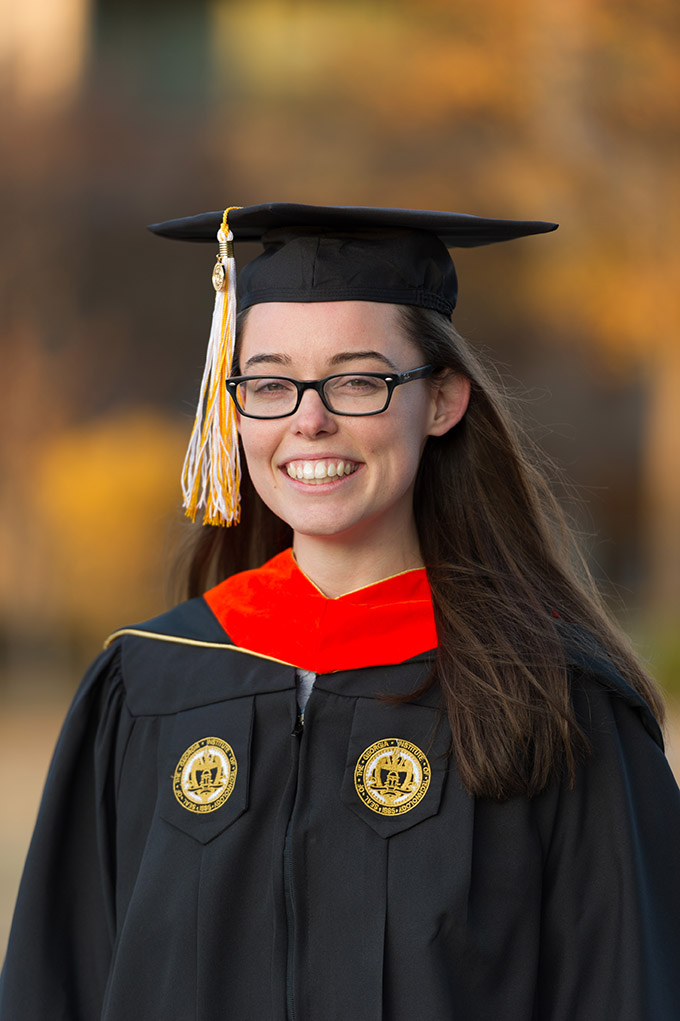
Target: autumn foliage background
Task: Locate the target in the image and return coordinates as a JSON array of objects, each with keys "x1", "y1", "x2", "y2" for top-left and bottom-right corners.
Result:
[{"x1": 1, "y1": 0, "x2": 679, "y2": 951}]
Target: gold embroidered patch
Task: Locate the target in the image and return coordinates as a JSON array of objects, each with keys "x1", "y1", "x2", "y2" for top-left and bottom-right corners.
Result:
[
  {"x1": 354, "y1": 738, "x2": 431, "y2": 816},
  {"x1": 173, "y1": 737, "x2": 237, "y2": 814}
]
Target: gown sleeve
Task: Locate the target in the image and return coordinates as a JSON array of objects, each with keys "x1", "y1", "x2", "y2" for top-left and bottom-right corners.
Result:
[
  {"x1": 535, "y1": 666, "x2": 680, "y2": 1020},
  {"x1": 0, "y1": 643, "x2": 130, "y2": 1021}
]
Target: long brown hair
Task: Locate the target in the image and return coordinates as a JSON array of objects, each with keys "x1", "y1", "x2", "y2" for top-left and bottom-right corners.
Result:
[{"x1": 177, "y1": 305, "x2": 664, "y2": 800}]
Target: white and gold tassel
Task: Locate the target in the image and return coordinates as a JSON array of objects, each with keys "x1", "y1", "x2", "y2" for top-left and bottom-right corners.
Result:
[{"x1": 181, "y1": 206, "x2": 242, "y2": 526}]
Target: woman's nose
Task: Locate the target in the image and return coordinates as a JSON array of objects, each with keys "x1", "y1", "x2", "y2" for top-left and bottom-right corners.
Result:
[{"x1": 289, "y1": 387, "x2": 338, "y2": 437}]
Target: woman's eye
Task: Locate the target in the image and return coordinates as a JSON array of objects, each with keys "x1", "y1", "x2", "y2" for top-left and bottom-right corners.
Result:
[
  {"x1": 252, "y1": 379, "x2": 292, "y2": 396},
  {"x1": 334, "y1": 376, "x2": 380, "y2": 392}
]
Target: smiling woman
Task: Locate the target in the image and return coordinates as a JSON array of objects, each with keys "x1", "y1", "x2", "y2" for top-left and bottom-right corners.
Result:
[{"x1": 1, "y1": 203, "x2": 679, "y2": 1021}]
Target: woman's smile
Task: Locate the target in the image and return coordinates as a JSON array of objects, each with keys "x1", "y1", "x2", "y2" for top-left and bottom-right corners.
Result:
[{"x1": 282, "y1": 457, "x2": 362, "y2": 483}]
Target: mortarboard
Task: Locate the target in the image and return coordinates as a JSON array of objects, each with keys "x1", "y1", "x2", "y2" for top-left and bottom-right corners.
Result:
[{"x1": 149, "y1": 203, "x2": 558, "y2": 526}]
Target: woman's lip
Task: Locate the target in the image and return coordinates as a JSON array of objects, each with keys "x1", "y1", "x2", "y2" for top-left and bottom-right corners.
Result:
[{"x1": 279, "y1": 455, "x2": 361, "y2": 465}]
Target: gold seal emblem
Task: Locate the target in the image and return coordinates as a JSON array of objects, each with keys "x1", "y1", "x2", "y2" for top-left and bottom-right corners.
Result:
[
  {"x1": 212, "y1": 259, "x2": 226, "y2": 291},
  {"x1": 354, "y1": 738, "x2": 431, "y2": 816},
  {"x1": 173, "y1": 736, "x2": 237, "y2": 814}
]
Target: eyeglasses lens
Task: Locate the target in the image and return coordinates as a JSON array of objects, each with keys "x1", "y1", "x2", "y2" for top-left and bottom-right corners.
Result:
[
  {"x1": 237, "y1": 378, "x2": 297, "y2": 416},
  {"x1": 323, "y1": 375, "x2": 389, "y2": 413}
]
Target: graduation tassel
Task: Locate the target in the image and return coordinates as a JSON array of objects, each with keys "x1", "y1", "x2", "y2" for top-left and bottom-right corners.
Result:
[{"x1": 181, "y1": 206, "x2": 242, "y2": 526}]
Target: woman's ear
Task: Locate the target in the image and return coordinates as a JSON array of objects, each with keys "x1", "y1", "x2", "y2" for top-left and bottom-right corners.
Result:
[{"x1": 427, "y1": 372, "x2": 470, "y2": 437}]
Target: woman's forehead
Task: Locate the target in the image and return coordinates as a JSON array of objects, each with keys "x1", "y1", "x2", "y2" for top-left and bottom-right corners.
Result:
[{"x1": 239, "y1": 301, "x2": 417, "y2": 366}]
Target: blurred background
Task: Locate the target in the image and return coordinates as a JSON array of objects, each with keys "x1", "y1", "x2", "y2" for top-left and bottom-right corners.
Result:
[{"x1": 1, "y1": 0, "x2": 678, "y2": 954}]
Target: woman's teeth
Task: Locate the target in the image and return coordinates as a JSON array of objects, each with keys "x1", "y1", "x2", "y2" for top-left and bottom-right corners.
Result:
[{"x1": 285, "y1": 459, "x2": 358, "y2": 483}]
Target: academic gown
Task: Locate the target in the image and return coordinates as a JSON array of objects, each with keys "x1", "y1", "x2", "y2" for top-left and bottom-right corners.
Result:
[{"x1": 1, "y1": 549, "x2": 679, "y2": 1020}]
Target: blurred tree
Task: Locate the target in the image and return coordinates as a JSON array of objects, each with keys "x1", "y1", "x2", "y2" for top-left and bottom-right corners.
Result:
[
  {"x1": 0, "y1": 0, "x2": 90, "y2": 110},
  {"x1": 33, "y1": 409, "x2": 187, "y2": 634}
]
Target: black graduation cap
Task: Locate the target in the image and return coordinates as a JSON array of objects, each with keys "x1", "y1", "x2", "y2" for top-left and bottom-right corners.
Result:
[
  {"x1": 148, "y1": 202, "x2": 558, "y2": 317},
  {"x1": 148, "y1": 203, "x2": 558, "y2": 528}
]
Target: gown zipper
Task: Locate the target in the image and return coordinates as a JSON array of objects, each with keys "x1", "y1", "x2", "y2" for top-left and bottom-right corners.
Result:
[{"x1": 284, "y1": 708, "x2": 304, "y2": 1020}]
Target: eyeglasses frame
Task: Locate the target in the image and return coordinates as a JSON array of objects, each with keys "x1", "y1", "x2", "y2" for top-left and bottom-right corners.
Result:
[{"x1": 226, "y1": 364, "x2": 435, "y2": 419}]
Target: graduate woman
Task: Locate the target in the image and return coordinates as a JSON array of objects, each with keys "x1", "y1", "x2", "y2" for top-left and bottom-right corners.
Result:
[{"x1": 2, "y1": 204, "x2": 679, "y2": 1020}]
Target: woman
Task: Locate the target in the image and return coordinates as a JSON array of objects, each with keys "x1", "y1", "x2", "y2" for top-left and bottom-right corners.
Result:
[{"x1": 2, "y1": 203, "x2": 679, "y2": 1020}]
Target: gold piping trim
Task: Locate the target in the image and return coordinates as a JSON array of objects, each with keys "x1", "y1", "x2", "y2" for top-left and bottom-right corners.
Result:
[
  {"x1": 292, "y1": 550, "x2": 427, "y2": 600},
  {"x1": 103, "y1": 628, "x2": 297, "y2": 668}
]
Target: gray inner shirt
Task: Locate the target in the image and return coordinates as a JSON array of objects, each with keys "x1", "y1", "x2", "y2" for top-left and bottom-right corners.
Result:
[{"x1": 296, "y1": 668, "x2": 316, "y2": 717}]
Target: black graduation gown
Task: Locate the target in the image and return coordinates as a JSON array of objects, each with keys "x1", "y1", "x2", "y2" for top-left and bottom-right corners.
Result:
[{"x1": 1, "y1": 597, "x2": 679, "y2": 1020}]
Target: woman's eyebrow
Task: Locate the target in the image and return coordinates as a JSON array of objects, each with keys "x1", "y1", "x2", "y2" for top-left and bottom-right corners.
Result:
[
  {"x1": 242, "y1": 353, "x2": 292, "y2": 370},
  {"x1": 329, "y1": 350, "x2": 397, "y2": 369}
]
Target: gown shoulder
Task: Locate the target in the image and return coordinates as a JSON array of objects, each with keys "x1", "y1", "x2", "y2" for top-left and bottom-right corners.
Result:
[{"x1": 531, "y1": 622, "x2": 680, "y2": 1019}]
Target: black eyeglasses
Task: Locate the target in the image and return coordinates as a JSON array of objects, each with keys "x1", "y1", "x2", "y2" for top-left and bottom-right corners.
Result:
[{"x1": 226, "y1": 365, "x2": 434, "y2": 419}]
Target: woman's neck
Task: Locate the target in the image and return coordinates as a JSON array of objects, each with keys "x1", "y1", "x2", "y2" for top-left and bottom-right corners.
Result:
[{"x1": 292, "y1": 526, "x2": 424, "y2": 598}]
